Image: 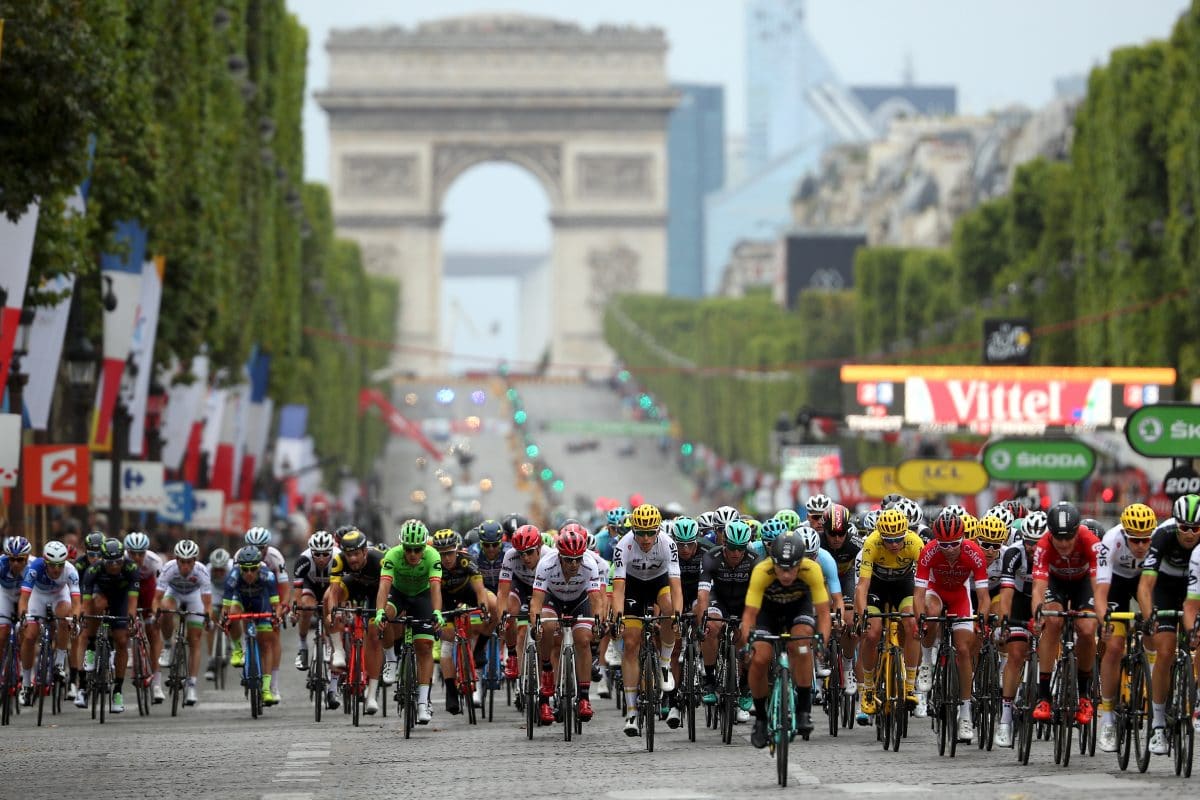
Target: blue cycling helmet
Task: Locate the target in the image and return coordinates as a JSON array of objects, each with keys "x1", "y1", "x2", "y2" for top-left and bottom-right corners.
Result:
[
  {"x1": 4, "y1": 536, "x2": 31, "y2": 557},
  {"x1": 478, "y1": 520, "x2": 504, "y2": 544},
  {"x1": 759, "y1": 517, "x2": 789, "y2": 544},
  {"x1": 607, "y1": 507, "x2": 628, "y2": 528}
]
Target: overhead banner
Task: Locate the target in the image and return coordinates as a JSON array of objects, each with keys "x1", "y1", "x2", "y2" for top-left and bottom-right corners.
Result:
[
  {"x1": 0, "y1": 413, "x2": 21, "y2": 487},
  {"x1": 860, "y1": 465, "x2": 901, "y2": 499},
  {"x1": 1125, "y1": 404, "x2": 1200, "y2": 458},
  {"x1": 896, "y1": 458, "x2": 989, "y2": 496},
  {"x1": 842, "y1": 365, "x2": 1175, "y2": 435},
  {"x1": 127, "y1": 256, "x2": 165, "y2": 456},
  {"x1": 0, "y1": 203, "x2": 39, "y2": 399},
  {"x1": 779, "y1": 445, "x2": 842, "y2": 482},
  {"x1": 188, "y1": 489, "x2": 225, "y2": 530}
]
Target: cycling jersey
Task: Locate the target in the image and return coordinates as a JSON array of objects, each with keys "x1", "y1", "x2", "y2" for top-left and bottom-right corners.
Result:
[
  {"x1": 857, "y1": 531, "x2": 924, "y2": 582},
  {"x1": 329, "y1": 549, "x2": 385, "y2": 602},
  {"x1": 1187, "y1": 544, "x2": 1200, "y2": 601},
  {"x1": 1142, "y1": 519, "x2": 1199, "y2": 579},
  {"x1": 158, "y1": 559, "x2": 212, "y2": 597},
  {"x1": 745, "y1": 558, "x2": 829, "y2": 609},
  {"x1": 812, "y1": 548, "x2": 843, "y2": 596},
  {"x1": 0, "y1": 557, "x2": 24, "y2": 599},
  {"x1": 821, "y1": 532, "x2": 860, "y2": 577},
  {"x1": 439, "y1": 548, "x2": 483, "y2": 599},
  {"x1": 380, "y1": 545, "x2": 442, "y2": 596},
  {"x1": 915, "y1": 540, "x2": 988, "y2": 596},
  {"x1": 81, "y1": 560, "x2": 141, "y2": 599},
  {"x1": 261, "y1": 545, "x2": 289, "y2": 584},
  {"x1": 469, "y1": 541, "x2": 509, "y2": 592},
  {"x1": 21, "y1": 558, "x2": 81, "y2": 596},
  {"x1": 293, "y1": 547, "x2": 338, "y2": 596},
  {"x1": 532, "y1": 551, "x2": 603, "y2": 603},
  {"x1": 698, "y1": 547, "x2": 760, "y2": 616},
  {"x1": 499, "y1": 545, "x2": 550, "y2": 588},
  {"x1": 222, "y1": 567, "x2": 279, "y2": 607},
  {"x1": 677, "y1": 539, "x2": 714, "y2": 607},
  {"x1": 1032, "y1": 528, "x2": 1101, "y2": 582},
  {"x1": 1098, "y1": 525, "x2": 1146, "y2": 583},
  {"x1": 999, "y1": 544, "x2": 1033, "y2": 597},
  {"x1": 129, "y1": 550, "x2": 163, "y2": 581},
  {"x1": 611, "y1": 531, "x2": 680, "y2": 582}
]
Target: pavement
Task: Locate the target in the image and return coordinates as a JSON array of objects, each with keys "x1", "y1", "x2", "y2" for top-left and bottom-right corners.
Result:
[{"x1": 1, "y1": 631, "x2": 1189, "y2": 800}]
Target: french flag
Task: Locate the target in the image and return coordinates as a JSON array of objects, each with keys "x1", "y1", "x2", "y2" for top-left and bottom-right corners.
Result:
[{"x1": 89, "y1": 221, "x2": 147, "y2": 451}]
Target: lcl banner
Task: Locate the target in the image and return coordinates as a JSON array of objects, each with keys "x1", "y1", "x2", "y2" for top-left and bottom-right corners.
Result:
[{"x1": 904, "y1": 377, "x2": 1112, "y2": 431}]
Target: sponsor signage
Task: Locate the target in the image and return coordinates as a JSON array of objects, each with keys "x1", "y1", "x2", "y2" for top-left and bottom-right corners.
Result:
[
  {"x1": 779, "y1": 445, "x2": 842, "y2": 482},
  {"x1": 982, "y1": 438, "x2": 1096, "y2": 482},
  {"x1": 1125, "y1": 404, "x2": 1200, "y2": 458},
  {"x1": 1162, "y1": 463, "x2": 1200, "y2": 501},
  {"x1": 841, "y1": 365, "x2": 1175, "y2": 434},
  {"x1": 91, "y1": 460, "x2": 166, "y2": 510},
  {"x1": 860, "y1": 466, "x2": 900, "y2": 499},
  {"x1": 983, "y1": 318, "x2": 1033, "y2": 365},
  {"x1": 896, "y1": 459, "x2": 989, "y2": 496},
  {"x1": 22, "y1": 445, "x2": 90, "y2": 505}
]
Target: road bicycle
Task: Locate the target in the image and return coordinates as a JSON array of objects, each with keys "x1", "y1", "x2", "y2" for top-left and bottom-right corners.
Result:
[
  {"x1": 130, "y1": 616, "x2": 155, "y2": 716},
  {"x1": 303, "y1": 603, "x2": 329, "y2": 722},
  {"x1": 1039, "y1": 607, "x2": 1096, "y2": 767},
  {"x1": 1106, "y1": 611, "x2": 1153, "y2": 773},
  {"x1": 862, "y1": 610, "x2": 912, "y2": 752},
  {"x1": 1013, "y1": 629, "x2": 1041, "y2": 765},
  {"x1": 443, "y1": 606, "x2": 482, "y2": 725},
  {"x1": 973, "y1": 615, "x2": 1002, "y2": 751},
  {"x1": 29, "y1": 610, "x2": 66, "y2": 727},
  {"x1": 0, "y1": 614, "x2": 22, "y2": 725},
  {"x1": 752, "y1": 631, "x2": 817, "y2": 787},
  {"x1": 480, "y1": 619, "x2": 504, "y2": 722},
  {"x1": 382, "y1": 614, "x2": 419, "y2": 738},
  {"x1": 705, "y1": 612, "x2": 742, "y2": 746},
  {"x1": 631, "y1": 613, "x2": 675, "y2": 753},
  {"x1": 922, "y1": 613, "x2": 974, "y2": 758},
  {"x1": 158, "y1": 608, "x2": 193, "y2": 717},
  {"x1": 823, "y1": 611, "x2": 846, "y2": 737},
  {"x1": 82, "y1": 614, "x2": 126, "y2": 724},
  {"x1": 1151, "y1": 609, "x2": 1197, "y2": 777},
  {"x1": 677, "y1": 614, "x2": 704, "y2": 742},
  {"x1": 333, "y1": 605, "x2": 374, "y2": 727},
  {"x1": 223, "y1": 611, "x2": 275, "y2": 719}
]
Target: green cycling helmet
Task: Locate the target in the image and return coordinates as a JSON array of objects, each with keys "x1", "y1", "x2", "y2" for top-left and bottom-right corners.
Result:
[
  {"x1": 760, "y1": 517, "x2": 790, "y2": 543},
  {"x1": 774, "y1": 509, "x2": 801, "y2": 530},
  {"x1": 744, "y1": 518, "x2": 762, "y2": 541},
  {"x1": 541, "y1": 531, "x2": 556, "y2": 549},
  {"x1": 672, "y1": 516, "x2": 699, "y2": 543},
  {"x1": 724, "y1": 519, "x2": 753, "y2": 548},
  {"x1": 398, "y1": 519, "x2": 429, "y2": 547}
]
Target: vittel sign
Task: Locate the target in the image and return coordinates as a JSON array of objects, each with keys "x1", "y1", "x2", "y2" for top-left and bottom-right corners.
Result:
[{"x1": 905, "y1": 378, "x2": 1111, "y2": 428}]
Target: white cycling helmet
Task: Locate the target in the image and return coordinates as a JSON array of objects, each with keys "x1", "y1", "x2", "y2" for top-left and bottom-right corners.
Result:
[
  {"x1": 43, "y1": 540, "x2": 69, "y2": 564},
  {"x1": 895, "y1": 497, "x2": 923, "y2": 527},
  {"x1": 985, "y1": 505, "x2": 1015, "y2": 529},
  {"x1": 1022, "y1": 510, "x2": 1048, "y2": 543},
  {"x1": 123, "y1": 531, "x2": 150, "y2": 553},
  {"x1": 714, "y1": 506, "x2": 740, "y2": 529},
  {"x1": 173, "y1": 539, "x2": 200, "y2": 560},
  {"x1": 244, "y1": 526, "x2": 272, "y2": 547},
  {"x1": 805, "y1": 494, "x2": 832, "y2": 516},
  {"x1": 208, "y1": 548, "x2": 231, "y2": 570},
  {"x1": 796, "y1": 525, "x2": 821, "y2": 559},
  {"x1": 308, "y1": 531, "x2": 335, "y2": 553}
]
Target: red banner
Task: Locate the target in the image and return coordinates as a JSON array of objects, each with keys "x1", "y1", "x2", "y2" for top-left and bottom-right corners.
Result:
[{"x1": 905, "y1": 377, "x2": 1112, "y2": 430}]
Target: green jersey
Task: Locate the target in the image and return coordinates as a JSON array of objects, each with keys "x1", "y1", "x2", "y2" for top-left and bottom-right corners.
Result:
[{"x1": 381, "y1": 544, "x2": 442, "y2": 596}]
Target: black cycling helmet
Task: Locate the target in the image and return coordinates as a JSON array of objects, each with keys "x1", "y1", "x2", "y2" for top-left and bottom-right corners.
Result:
[
  {"x1": 771, "y1": 531, "x2": 803, "y2": 569},
  {"x1": 100, "y1": 539, "x2": 124, "y2": 562},
  {"x1": 501, "y1": 513, "x2": 529, "y2": 536},
  {"x1": 340, "y1": 529, "x2": 368, "y2": 551},
  {"x1": 334, "y1": 525, "x2": 357, "y2": 544},
  {"x1": 1080, "y1": 518, "x2": 1104, "y2": 538},
  {"x1": 478, "y1": 520, "x2": 504, "y2": 544},
  {"x1": 1047, "y1": 501, "x2": 1081, "y2": 536},
  {"x1": 235, "y1": 545, "x2": 262, "y2": 566},
  {"x1": 84, "y1": 531, "x2": 106, "y2": 553}
]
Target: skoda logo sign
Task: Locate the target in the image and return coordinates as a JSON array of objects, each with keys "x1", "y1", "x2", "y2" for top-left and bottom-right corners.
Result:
[
  {"x1": 1137, "y1": 416, "x2": 1164, "y2": 444},
  {"x1": 987, "y1": 449, "x2": 1012, "y2": 472}
]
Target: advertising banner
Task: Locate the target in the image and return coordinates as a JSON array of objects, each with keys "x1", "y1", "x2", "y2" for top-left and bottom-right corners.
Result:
[
  {"x1": 896, "y1": 459, "x2": 989, "y2": 496},
  {"x1": 1126, "y1": 404, "x2": 1200, "y2": 458},
  {"x1": 981, "y1": 438, "x2": 1096, "y2": 482},
  {"x1": 983, "y1": 318, "x2": 1033, "y2": 365}
]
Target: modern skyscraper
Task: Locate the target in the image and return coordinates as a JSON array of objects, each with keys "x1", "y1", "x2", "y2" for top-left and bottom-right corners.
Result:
[{"x1": 667, "y1": 83, "x2": 726, "y2": 297}]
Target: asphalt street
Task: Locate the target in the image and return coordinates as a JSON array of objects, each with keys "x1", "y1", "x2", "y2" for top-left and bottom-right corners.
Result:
[{"x1": 0, "y1": 624, "x2": 1189, "y2": 800}]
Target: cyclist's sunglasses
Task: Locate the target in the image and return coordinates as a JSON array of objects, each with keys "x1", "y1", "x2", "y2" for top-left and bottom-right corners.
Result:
[
  {"x1": 480, "y1": 541, "x2": 503, "y2": 548},
  {"x1": 937, "y1": 539, "x2": 963, "y2": 549},
  {"x1": 1051, "y1": 531, "x2": 1077, "y2": 541},
  {"x1": 881, "y1": 535, "x2": 907, "y2": 545},
  {"x1": 560, "y1": 556, "x2": 583, "y2": 564},
  {"x1": 239, "y1": 565, "x2": 260, "y2": 573},
  {"x1": 403, "y1": 545, "x2": 425, "y2": 553},
  {"x1": 8, "y1": 555, "x2": 28, "y2": 563},
  {"x1": 724, "y1": 543, "x2": 747, "y2": 552},
  {"x1": 825, "y1": 530, "x2": 846, "y2": 537},
  {"x1": 633, "y1": 529, "x2": 658, "y2": 538},
  {"x1": 1178, "y1": 522, "x2": 1200, "y2": 534}
]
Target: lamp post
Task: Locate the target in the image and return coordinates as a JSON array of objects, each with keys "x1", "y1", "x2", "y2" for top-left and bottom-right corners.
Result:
[
  {"x1": 64, "y1": 300, "x2": 96, "y2": 523},
  {"x1": 8, "y1": 308, "x2": 35, "y2": 538},
  {"x1": 109, "y1": 355, "x2": 136, "y2": 536}
]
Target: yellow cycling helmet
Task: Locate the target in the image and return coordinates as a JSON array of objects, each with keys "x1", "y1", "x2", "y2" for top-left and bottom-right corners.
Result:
[
  {"x1": 876, "y1": 508, "x2": 908, "y2": 537},
  {"x1": 977, "y1": 515, "x2": 1008, "y2": 547},
  {"x1": 961, "y1": 513, "x2": 979, "y2": 540},
  {"x1": 629, "y1": 503, "x2": 663, "y2": 531},
  {"x1": 1120, "y1": 502, "x2": 1157, "y2": 537}
]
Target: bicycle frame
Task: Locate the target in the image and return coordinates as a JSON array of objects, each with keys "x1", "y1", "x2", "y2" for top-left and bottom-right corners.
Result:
[
  {"x1": 82, "y1": 614, "x2": 126, "y2": 725},
  {"x1": 305, "y1": 603, "x2": 329, "y2": 723},
  {"x1": 380, "y1": 615, "x2": 418, "y2": 738},
  {"x1": 752, "y1": 631, "x2": 810, "y2": 788},
  {"x1": 0, "y1": 616, "x2": 20, "y2": 725},
  {"x1": 631, "y1": 613, "x2": 674, "y2": 753},
  {"x1": 1106, "y1": 611, "x2": 1152, "y2": 773},
  {"x1": 862, "y1": 610, "x2": 912, "y2": 752},
  {"x1": 224, "y1": 612, "x2": 274, "y2": 719},
  {"x1": 130, "y1": 616, "x2": 155, "y2": 716},
  {"x1": 159, "y1": 608, "x2": 191, "y2": 717},
  {"x1": 29, "y1": 611, "x2": 62, "y2": 727},
  {"x1": 1038, "y1": 607, "x2": 1096, "y2": 768},
  {"x1": 1153, "y1": 610, "x2": 1197, "y2": 777},
  {"x1": 446, "y1": 607, "x2": 481, "y2": 726},
  {"x1": 712, "y1": 613, "x2": 742, "y2": 746},
  {"x1": 333, "y1": 606, "x2": 372, "y2": 727}
]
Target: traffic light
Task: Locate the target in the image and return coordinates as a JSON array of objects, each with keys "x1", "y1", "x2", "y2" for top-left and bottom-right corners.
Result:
[
  {"x1": 618, "y1": 370, "x2": 631, "y2": 383},
  {"x1": 525, "y1": 444, "x2": 539, "y2": 458},
  {"x1": 513, "y1": 410, "x2": 527, "y2": 425},
  {"x1": 1101, "y1": 486, "x2": 1116, "y2": 504},
  {"x1": 638, "y1": 394, "x2": 653, "y2": 410}
]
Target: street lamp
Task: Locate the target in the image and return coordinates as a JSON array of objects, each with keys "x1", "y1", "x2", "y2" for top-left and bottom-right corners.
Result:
[
  {"x1": 109, "y1": 354, "x2": 136, "y2": 535},
  {"x1": 9, "y1": 308, "x2": 35, "y2": 538}
]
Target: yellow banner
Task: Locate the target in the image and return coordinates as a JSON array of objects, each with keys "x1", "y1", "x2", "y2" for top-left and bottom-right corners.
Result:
[
  {"x1": 896, "y1": 459, "x2": 989, "y2": 496},
  {"x1": 859, "y1": 466, "x2": 900, "y2": 499}
]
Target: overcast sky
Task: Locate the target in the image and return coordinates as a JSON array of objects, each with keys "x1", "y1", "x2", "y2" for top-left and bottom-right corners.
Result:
[{"x1": 287, "y1": 0, "x2": 1190, "y2": 250}]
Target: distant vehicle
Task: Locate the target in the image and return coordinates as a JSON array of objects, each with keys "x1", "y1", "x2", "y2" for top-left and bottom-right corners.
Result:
[
  {"x1": 616, "y1": 439, "x2": 637, "y2": 458},
  {"x1": 566, "y1": 439, "x2": 601, "y2": 454}
]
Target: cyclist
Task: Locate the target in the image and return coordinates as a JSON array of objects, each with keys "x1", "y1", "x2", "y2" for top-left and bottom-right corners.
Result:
[
  {"x1": 468, "y1": 520, "x2": 509, "y2": 699},
  {"x1": 914, "y1": 513, "x2": 990, "y2": 743},
  {"x1": 821, "y1": 505, "x2": 861, "y2": 692},
  {"x1": 292, "y1": 531, "x2": 338, "y2": 672},
  {"x1": 1031, "y1": 501, "x2": 1101, "y2": 726},
  {"x1": 221, "y1": 545, "x2": 283, "y2": 705},
  {"x1": 68, "y1": 531, "x2": 105, "y2": 698},
  {"x1": 741, "y1": 529, "x2": 832, "y2": 747},
  {"x1": 666, "y1": 515, "x2": 715, "y2": 728},
  {"x1": 497, "y1": 524, "x2": 550, "y2": 682},
  {"x1": 856, "y1": 508, "x2": 924, "y2": 718},
  {"x1": 806, "y1": 494, "x2": 832, "y2": 533},
  {"x1": 123, "y1": 531, "x2": 165, "y2": 703},
  {"x1": 376, "y1": 520, "x2": 443, "y2": 724},
  {"x1": 0, "y1": 537, "x2": 31, "y2": 678},
  {"x1": 17, "y1": 540, "x2": 80, "y2": 706},
  {"x1": 431, "y1": 527, "x2": 491, "y2": 716},
  {"x1": 528, "y1": 523, "x2": 606, "y2": 725},
  {"x1": 204, "y1": 548, "x2": 231, "y2": 682},
  {"x1": 245, "y1": 527, "x2": 291, "y2": 625},
  {"x1": 78, "y1": 539, "x2": 140, "y2": 712},
  {"x1": 611, "y1": 503, "x2": 683, "y2": 736},
  {"x1": 594, "y1": 507, "x2": 625, "y2": 563},
  {"x1": 1095, "y1": 502, "x2": 1156, "y2": 752},
  {"x1": 712, "y1": 505, "x2": 740, "y2": 547},
  {"x1": 1138, "y1": 493, "x2": 1200, "y2": 755},
  {"x1": 696, "y1": 514, "x2": 759, "y2": 720},
  {"x1": 156, "y1": 539, "x2": 212, "y2": 707},
  {"x1": 324, "y1": 528, "x2": 385, "y2": 712},
  {"x1": 992, "y1": 508, "x2": 1044, "y2": 747}
]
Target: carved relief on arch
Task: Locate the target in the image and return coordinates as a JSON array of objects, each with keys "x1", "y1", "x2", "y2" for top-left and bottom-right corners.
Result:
[
  {"x1": 432, "y1": 142, "x2": 563, "y2": 205},
  {"x1": 587, "y1": 242, "x2": 640, "y2": 319}
]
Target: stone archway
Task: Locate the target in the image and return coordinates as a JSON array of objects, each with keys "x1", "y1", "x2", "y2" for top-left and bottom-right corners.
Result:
[{"x1": 317, "y1": 14, "x2": 677, "y2": 374}]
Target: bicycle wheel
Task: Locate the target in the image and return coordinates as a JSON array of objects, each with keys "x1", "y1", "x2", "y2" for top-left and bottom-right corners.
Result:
[
  {"x1": 935, "y1": 663, "x2": 949, "y2": 757},
  {"x1": 561, "y1": 645, "x2": 575, "y2": 742},
  {"x1": 170, "y1": 642, "x2": 186, "y2": 717},
  {"x1": 1057, "y1": 665, "x2": 1075, "y2": 767},
  {"x1": 458, "y1": 639, "x2": 477, "y2": 726},
  {"x1": 889, "y1": 646, "x2": 905, "y2": 752},
  {"x1": 312, "y1": 634, "x2": 325, "y2": 723},
  {"x1": 775, "y1": 663, "x2": 791, "y2": 787},
  {"x1": 524, "y1": 642, "x2": 538, "y2": 740},
  {"x1": 1183, "y1": 653, "x2": 1195, "y2": 778},
  {"x1": 683, "y1": 639, "x2": 697, "y2": 742},
  {"x1": 1173, "y1": 652, "x2": 1193, "y2": 777},
  {"x1": 402, "y1": 649, "x2": 417, "y2": 738},
  {"x1": 947, "y1": 653, "x2": 960, "y2": 759},
  {"x1": 720, "y1": 641, "x2": 737, "y2": 745},
  {"x1": 642, "y1": 647, "x2": 659, "y2": 753}
]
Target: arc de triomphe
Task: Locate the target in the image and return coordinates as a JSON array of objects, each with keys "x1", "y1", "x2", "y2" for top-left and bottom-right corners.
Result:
[{"x1": 317, "y1": 14, "x2": 677, "y2": 375}]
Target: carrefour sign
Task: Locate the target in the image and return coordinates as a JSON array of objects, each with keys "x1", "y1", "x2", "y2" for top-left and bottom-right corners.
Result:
[{"x1": 982, "y1": 438, "x2": 1096, "y2": 482}]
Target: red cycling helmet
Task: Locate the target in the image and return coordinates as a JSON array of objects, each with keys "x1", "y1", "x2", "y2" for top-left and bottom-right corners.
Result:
[
  {"x1": 827, "y1": 504, "x2": 850, "y2": 535},
  {"x1": 932, "y1": 511, "x2": 965, "y2": 543},
  {"x1": 512, "y1": 524, "x2": 543, "y2": 553},
  {"x1": 557, "y1": 524, "x2": 588, "y2": 557}
]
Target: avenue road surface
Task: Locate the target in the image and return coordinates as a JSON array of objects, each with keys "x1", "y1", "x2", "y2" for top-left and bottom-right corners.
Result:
[{"x1": 1, "y1": 379, "x2": 1187, "y2": 798}]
